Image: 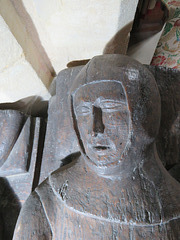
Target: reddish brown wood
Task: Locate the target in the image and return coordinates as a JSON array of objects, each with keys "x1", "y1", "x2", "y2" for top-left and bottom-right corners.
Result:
[{"x1": 13, "y1": 55, "x2": 180, "y2": 239}]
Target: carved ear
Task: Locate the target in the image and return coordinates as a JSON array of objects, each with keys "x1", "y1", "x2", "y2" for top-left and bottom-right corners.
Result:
[{"x1": 0, "y1": 110, "x2": 26, "y2": 168}]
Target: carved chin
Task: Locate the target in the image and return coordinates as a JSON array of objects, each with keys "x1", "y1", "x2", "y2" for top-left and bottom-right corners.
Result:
[{"x1": 85, "y1": 150, "x2": 120, "y2": 167}]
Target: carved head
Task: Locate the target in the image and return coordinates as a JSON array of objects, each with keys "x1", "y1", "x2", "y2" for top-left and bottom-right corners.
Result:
[
  {"x1": 72, "y1": 80, "x2": 129, "y2": 168},
  {"x1": 71, "y1": 55, "x2": 161, "y2": 173}
]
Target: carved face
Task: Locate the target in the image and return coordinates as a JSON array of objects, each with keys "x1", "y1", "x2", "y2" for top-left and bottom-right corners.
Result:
[{"x1": 72, "y1": 80, "x2": 130, "y2": 167}]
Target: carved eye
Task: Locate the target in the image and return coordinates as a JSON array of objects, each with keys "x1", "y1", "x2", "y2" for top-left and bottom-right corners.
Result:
[
  {"x1": 100, "y1": 100, "x2": 126, "y2": 112},
  {"x1": 76, "y1": 105, "x2": 91, "y2": 116},
  {"x1": 98, "y1": 100, "x2": 128, "y2": 126}
]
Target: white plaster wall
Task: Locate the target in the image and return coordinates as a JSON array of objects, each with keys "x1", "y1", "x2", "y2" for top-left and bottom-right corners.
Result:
[
  {"x1": 0, "y1": 16, "x2": 23, "y2": 71},
  {"x1": 22, "y1": 0, "x2": 139, "y2": 73},
  {"x1": 0, "y1": 0, "x2": 139, "y2": 104},
  {"x1": 0, "y1": 16, "x2": 50, "y2": 103},
  {"x1": 0, "y1": 0, "x2": 55, "y2": 88}
]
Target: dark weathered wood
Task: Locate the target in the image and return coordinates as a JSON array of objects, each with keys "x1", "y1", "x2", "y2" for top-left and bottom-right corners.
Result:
[
  {"x1": 13, "y1": 55, "x2": 180, "y2": 239},
  {"x1": 40, "y1": 66, "x2": 84, "y2": 183},
  {"x1": 0, "y1": 177, "x2": 21, "y2": 240},
  {"x1": 146, "y1": 65, "x2": 180, "y2": 182},
  {"x1": 0, "y1": 110, "x2": 47, "y2": 239},
  {"x1": 146, "y1": 65, "x2": 180, "y2": 169},
  {"x1": 40, "y1": 62, "x2": 180, "y2": 184}
]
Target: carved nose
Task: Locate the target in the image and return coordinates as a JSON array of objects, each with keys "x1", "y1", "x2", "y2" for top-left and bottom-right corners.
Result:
[{"x1": 93, "y1": 106, "x2": 105, "y2": 136}]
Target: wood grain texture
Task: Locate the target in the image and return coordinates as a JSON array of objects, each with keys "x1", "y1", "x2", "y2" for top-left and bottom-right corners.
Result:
[
  {"x1": 40, "y1": 66, "x2": 83, "y2": 183},
  {"x1": 0, "y1": 110, "x2": 47, "y2": 239},
  {"x1": 40, "y1": 63, "x2": 180, "y2": 183},
  {"x1": 14, "y1": 55, "x2": 180, "y2": 239}
]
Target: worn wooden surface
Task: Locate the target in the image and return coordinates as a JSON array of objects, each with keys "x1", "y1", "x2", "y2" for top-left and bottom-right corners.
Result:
[
  {"x1": 40, "y1": 66, "x2": 83, "y2": 183},
  {"x1": 147, "y1": 65, "x2": 180, "y2": 181},
  {"x1": 13, "y1": 55, "x2": 180, "y2": 239},
  {"x1": 0, "y1": 110, "x2": 47, "y2": 240},
  {"x1": 146, "y1": 65, "x2": 180, "y2": 168},
  {"x1": 40, "y1": 62, "x2": 180, "y2": 184}
]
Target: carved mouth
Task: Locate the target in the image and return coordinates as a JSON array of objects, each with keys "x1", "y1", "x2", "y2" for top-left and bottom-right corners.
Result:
[
  {"x1": 88, "y1": 141, "x2": 115, "y2": 156},
  {"x1": 93, "y1": 146, "x2": 110, "y2": 150},
  {"x1": 91, "y1": 145, "x2": 111, "y2": 156}
]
